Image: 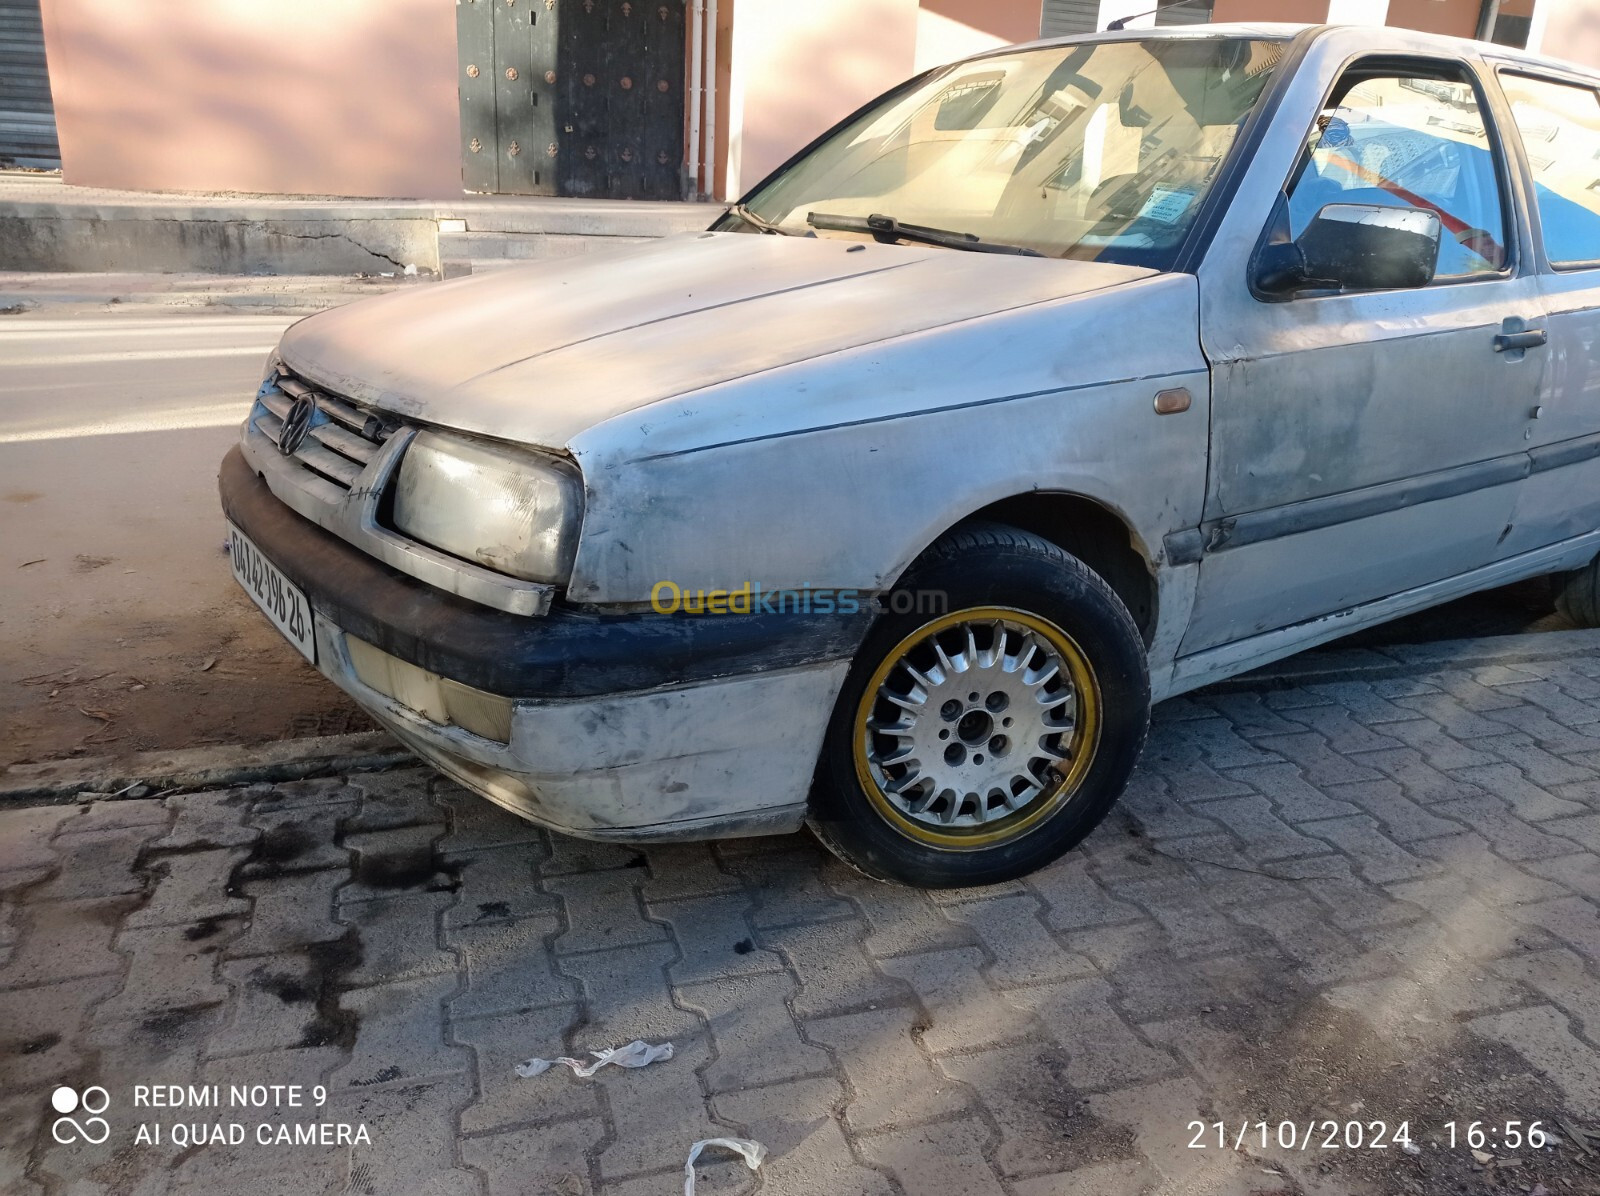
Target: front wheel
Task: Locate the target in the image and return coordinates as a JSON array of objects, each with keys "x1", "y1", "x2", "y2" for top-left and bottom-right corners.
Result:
[{"x1": 809, "y1": 523, "x2": 1150, "y2": 888}]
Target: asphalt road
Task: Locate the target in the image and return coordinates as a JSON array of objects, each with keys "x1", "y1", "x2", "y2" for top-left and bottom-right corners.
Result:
[{"x1": 0, "y1": 309, "x2": 373, "y2": 766}]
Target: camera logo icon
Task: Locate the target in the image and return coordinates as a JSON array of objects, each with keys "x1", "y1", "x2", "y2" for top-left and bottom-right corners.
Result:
[{"x1": 50, "y1": 1086, "x2": 111, "y2": 1144}]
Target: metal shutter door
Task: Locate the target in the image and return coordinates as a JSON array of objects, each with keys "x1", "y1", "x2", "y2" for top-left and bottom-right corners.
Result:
[
  {"x1": 0, "y1": 0, "x2": 59, "y2": 165},
  {"x1": 1041, "y1": 0, "x2": 1104, "y2": 38}
]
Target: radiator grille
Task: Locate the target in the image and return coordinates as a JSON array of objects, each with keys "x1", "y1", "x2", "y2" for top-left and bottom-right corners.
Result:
[{"x1": 251, "y1": 368, "x2": 398, "y2": 497}]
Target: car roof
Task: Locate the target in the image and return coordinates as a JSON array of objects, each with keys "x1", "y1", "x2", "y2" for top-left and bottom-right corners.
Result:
[
  {"x1": 974, "y1": 22, "x2": 1600, "y2": 87},
  {"x1": 1013, "y1": 21, "x2": 1310, "y2": 49}
]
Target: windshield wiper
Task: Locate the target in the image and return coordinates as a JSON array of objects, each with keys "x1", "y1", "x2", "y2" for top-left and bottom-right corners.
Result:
[
  {"x1": 727, "y1": 202, "x2": 802, "y2": 236},
  {"x1": 806, "y1": 211, "x2": 1042, "y2": 257}
]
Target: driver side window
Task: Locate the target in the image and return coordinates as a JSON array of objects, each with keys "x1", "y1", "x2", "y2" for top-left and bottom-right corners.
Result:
[{"x1": 1286, "y1": 68, "x2": 1508, "y2": 280}]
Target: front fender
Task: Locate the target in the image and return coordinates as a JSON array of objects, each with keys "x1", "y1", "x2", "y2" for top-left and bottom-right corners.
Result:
[{"x1": 567, "y1": 274, "x2": 1208, "y2": 608}]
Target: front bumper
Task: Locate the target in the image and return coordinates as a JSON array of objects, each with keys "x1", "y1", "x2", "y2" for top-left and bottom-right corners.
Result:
[{"x1": 219, "y1": 446, "x2": 868, "y2": 841}]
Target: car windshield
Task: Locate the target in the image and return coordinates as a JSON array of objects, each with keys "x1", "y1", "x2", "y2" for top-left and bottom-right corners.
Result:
[{"x1": 735, "y1": 36, "x2": 1286, "y2": 268}]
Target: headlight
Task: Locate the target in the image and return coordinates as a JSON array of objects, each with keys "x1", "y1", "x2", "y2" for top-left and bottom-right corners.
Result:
[{"x1": 391, "y1": 431, "x2": 584, "y2": 585}]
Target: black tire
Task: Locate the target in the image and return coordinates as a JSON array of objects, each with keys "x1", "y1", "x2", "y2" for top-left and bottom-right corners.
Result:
[
  {"x1": 1556, "y1": 555, "x2": 1600, "y2": 627},
  {"x1": 809, "y1": 522, "x2": 1150, "y2": 888}
]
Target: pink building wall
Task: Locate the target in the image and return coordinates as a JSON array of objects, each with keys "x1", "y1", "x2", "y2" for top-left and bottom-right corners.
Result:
[
  {"x1": 39, "y1": 0, "x2": 1038, "y2": 203},
  {"x1": 719, "y1": 0, "x2": 1041, "y2": 199},
  {"x1": 917, "y1": 0, "x2": 1044, "y2": 71},
  {"x1": 1386, "y1": 0, "x2": 1480, "y2": 37},
  {"x1": 34, "y1": 0, "x2": 1600, "y2": 205},
  {"x1": 1211, "y1": 0, "x2": 1330, "y2": 23},
  {"x1": 1539, "y1": 0, "x2": 1600, "y2": 68},
  {"x1": 40, "y1": 0, "x2": 462, "y2": 198},
  {"x1": 721, "y1": 0, "x2": 918, "y2": 199}
]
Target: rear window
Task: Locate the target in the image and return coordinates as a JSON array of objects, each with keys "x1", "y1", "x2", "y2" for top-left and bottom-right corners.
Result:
[{"x1": 1501, "y1": 72, "x2": 1600, "y2": 266}]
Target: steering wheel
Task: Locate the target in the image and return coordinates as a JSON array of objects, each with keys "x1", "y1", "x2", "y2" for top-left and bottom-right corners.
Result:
[{"x1": 1085, "y1": 173, "x2": 1144, "y2": 223}]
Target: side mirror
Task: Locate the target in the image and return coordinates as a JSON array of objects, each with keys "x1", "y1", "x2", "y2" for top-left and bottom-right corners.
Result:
[{"x1": 1255, "y1": 203, "x2": 1441, "y2": 296}]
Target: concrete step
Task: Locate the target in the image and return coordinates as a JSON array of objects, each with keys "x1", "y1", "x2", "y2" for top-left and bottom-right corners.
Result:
[
  {"x1": 438, "y1": 221, "x2": 700, "y2": 277},
  {"x1": 438, "y1": 197, "x2": 714, "y2": 237},
  {"x1": 0, "y1": 172, "x2": 721, "y2": 275},
  {"x1": 460, "y1": 260, "x2": 520, "y2": 275},
  {"x1": 439, "y1": 228, "x2": 656, "y2": 263}
]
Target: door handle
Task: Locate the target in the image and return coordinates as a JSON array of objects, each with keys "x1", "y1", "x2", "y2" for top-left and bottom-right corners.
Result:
[{"x1": 1493, "y1": 329, "x2": 1548, "y2": 352}]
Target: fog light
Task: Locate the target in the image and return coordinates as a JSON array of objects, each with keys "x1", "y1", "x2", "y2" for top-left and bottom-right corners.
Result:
[{"x1": 346, "y1": 635, "x2": 513, "y2": 744}]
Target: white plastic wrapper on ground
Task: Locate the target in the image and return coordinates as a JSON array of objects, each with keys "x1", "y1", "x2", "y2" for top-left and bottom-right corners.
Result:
[
  {"x1": 684, "y1": 1138, "x2": 766, "y2": 1195},
  {"x1": 514, "y1": 1039, "x2": 674, "y2": 1079}
]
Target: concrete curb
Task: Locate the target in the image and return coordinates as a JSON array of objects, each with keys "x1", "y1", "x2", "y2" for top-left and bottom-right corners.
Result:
[
  {"x1": 0, "y1": 291, "x2": 353, "y2": 315},
  {"x1": 0, "y1": 269, "x2": 422, "y2": 315},
  {"x1": 0, "y1": 732, "x2": 413, "y2": 804}
]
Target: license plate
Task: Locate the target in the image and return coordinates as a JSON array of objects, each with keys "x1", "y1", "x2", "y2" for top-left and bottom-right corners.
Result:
[{"x1": 227, "y1": 522, "x2": 316, "y2": 664}]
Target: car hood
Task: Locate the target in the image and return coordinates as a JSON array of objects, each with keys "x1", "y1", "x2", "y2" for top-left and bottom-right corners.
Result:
[{"x1": 278, "y1": 231, "x2": 1154, "y2": 450}]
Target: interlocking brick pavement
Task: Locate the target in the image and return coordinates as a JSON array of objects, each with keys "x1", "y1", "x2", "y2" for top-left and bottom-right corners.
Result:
[{"x1": 3, "y1": 650, "x2": 1600, "y2": 1195}]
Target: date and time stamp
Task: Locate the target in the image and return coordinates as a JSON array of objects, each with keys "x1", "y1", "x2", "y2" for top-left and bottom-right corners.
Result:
[{"x1": 1187, "y1": 1118, "x2": 1555, "y2": 1156}]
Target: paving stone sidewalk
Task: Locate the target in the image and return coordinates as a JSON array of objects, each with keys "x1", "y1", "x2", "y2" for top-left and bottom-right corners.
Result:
[{"x1": 4, "y1": 651, "x2": 1600, "y2": 1196}]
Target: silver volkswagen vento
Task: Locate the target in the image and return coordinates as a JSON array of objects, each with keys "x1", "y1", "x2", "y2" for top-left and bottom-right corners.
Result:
[{"x1": 222, "y1": 22, "x2": 1600, "y2": 887}]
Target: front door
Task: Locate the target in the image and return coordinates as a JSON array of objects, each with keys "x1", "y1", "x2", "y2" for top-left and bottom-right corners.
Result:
[
  {"x1": 1181, "y1": 52, "x2": 1546, "y2": 655},
  {"x1": 457, "y1": 0, "x2": 686, "y2": 199}
]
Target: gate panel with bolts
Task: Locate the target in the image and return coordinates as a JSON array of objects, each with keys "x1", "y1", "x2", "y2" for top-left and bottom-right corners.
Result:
[
  {"x1": 494, "y1": 0, "x2": 557, "y2": 194},
  {"x1": 458, "y1": 0, "x2": 686, "y2": 199},
  {"x1": 557, "y1": 0, "x2": 609, "y2": 199},
  {"x1": 457, "y1": 0, "x2": 502, "y2": 193},
  {"x1": 639, "y1": 4, "x2": 686, "y2": 201}
]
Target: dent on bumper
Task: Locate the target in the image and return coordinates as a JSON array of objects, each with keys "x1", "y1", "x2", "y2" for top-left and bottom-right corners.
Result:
[{"x1": 314, "y1": 617, "x2": 846, "y2": 841}]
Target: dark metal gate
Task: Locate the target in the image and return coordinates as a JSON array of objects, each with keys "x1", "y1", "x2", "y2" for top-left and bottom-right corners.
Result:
[{"x1": 458, "y1": 0, "x2": 686, "y2": 199}]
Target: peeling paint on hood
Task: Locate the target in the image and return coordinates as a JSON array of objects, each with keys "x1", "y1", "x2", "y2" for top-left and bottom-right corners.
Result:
[{"x1": 277, "y1": 231, "x2": 1154, "y2": 450}]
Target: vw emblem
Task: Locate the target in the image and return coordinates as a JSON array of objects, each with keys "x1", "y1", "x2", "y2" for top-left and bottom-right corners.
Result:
[{"x1": 278, "y1": 395, "x2": 316, "y2": 456}]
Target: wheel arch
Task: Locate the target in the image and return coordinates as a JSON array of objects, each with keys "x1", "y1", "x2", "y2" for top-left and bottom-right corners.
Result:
[{"x1": 907, "y1": 492, "x2": 1159, "y2": 647}]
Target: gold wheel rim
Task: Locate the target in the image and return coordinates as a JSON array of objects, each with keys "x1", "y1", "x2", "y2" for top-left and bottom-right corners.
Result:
[{"x1": 851, "y1": 606, "x2": 1102, "y2": 851}]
